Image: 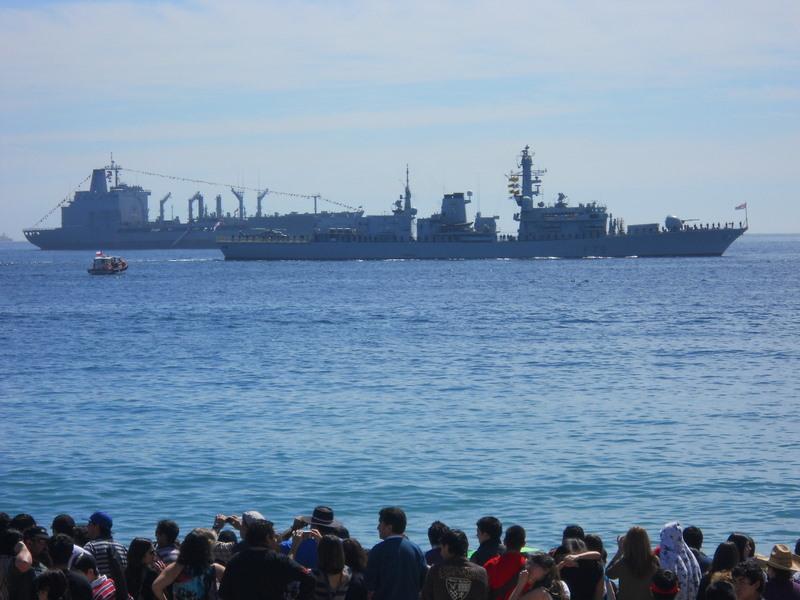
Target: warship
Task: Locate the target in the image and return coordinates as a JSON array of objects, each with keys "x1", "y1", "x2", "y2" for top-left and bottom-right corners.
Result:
[
  {"x1": 218, "y1": 146, "x2": 748, "y2": 260},
  {"x1": 23, "y1": 160, "x2": 363, "y2": 250}
]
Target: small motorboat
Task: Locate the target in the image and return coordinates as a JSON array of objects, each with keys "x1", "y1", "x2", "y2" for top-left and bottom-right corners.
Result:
[{"x1": 88, "y1": 251, "x2": 128, "y2": 275}]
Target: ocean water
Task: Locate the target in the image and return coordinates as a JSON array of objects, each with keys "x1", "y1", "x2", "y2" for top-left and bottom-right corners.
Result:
[{"x1": 1, "y1": 235, "x2": 798, "y2": 555}]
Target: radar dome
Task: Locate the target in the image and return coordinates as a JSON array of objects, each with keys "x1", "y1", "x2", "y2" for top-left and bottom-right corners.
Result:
[{"x1": 665, "y1": 215, "x2": 683, "y2": 232}]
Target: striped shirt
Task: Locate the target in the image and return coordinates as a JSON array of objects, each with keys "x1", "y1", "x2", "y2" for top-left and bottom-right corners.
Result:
[
  {"x1": 83, "y1": 538, "x2": 128, "y2": 577},
  {"x1": 90, "y1": 575, "x2": 117, "y2": 600}
]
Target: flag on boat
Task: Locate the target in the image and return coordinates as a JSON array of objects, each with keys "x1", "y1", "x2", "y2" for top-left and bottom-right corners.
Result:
[
  {"x1": 735, "y1": 202, "x2": 747, "y2": 210},
  {"x1": 213, "y1": 220, "x2": 223, "y2": 231}
]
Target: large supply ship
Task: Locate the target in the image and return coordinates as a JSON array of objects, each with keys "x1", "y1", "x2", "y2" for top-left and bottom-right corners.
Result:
[
  {"x1": 218, "y1": 146, "x2": 748, "y2": 260},
  {"x1": 23, "y1": 160, "x2": 362, "y2": 250}
]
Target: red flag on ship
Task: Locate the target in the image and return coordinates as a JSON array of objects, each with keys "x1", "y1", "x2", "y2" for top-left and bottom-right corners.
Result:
[{"x1": 735, "y1": 202, "x2": 747, "y2": 210}]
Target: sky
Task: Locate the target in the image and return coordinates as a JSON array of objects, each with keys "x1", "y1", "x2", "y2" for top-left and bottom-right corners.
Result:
[{"x1": 1, "y1": 0, "x2": 799, "y2": 238}]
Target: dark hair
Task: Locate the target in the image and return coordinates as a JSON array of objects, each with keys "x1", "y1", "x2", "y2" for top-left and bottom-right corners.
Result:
[
  {"x1": 528, "y1": 553, "x2": 563, "y2": 600},
  {"x1": 51, "y1": 515, "x2": 76, "y2": 537},
  {"x1": 705, "y1": 580, "x2": 736, "y2": 600},
  {"x1": 0, "y1": 528, "x2": 23, "y2": 555},
  {"x1": 35, "y1": 569, "x2": 69, "y2": 600},
  {"x1": 177, "y1": 531, "x2": 212, "y2": 572},
  {"x1": 683, "y1": 526, "x2": 703, "y2": 550},
  {"x1": 441, "y1": 529, "x2": 469, "y2": 558},
  {"x1": 156, "y1": 520, "x2": 180, "y2": 544},
  {"x1": 0, "y1": 512, "x2": 10, "y2": 532},
  {"x1": 218, "y1": 530, "x2": 237, "y2": 544},
  {"x1": 504, "y1": 525, "x2": 526, "y2": 551},
  {"x1": 72, "y1": 526, "x2": 90, "y2": 547},
  {"x1": 768, "y1": 567, "x2": 792, "y2": 582},
  {"x1": 343, "y1": 538, "x2": 368, "y2": 573},
  {"x1": 10, "y1": 514, "x2": 36, "y2": 532},
  {"x1": 244, "y1": 519, "x2": 275, "y2": 546},
  {"x1": 711, "y1": 542, "x2": 740, "y2": 573},
  {"x1": 73, "y1": 552, "x2": 98, "y2": 576},
  {"x1": 652, "y1": 569, "x2": 680, "y2": 600},
  {"x1": 379, "y1": 507, "x2": 406, "y2": 535},
  {"x1": 48, "y1": 533, "x2": 75, "y2": 565},
  {"x1": 732, "y1": 559, "x2": 765, "y2": 593},
  {"x1": 476, "y1": 516, "x2": 502, "y2": 541},
  {"x1": 623, "y1": 526, "x2": 658, "y2": 579},
  {"x1": 555, "y1": 538, "x2": 587, "y2": 562},
  {"x1": 428, "y1": 521, "x2": 448, "y2": 546},
  {"x1": 585, "y1": 534, "x2": 606, "y2": 561},
  {"x1": 126, "y1": 538, "x2": 154, "y2": 597},
  {"x1": 727, "y1": 533, "x2": 754, "y2": 560},
  {"x1": 563, "y1": 525, "x2": 585, "y2": 541},
  {"x1": 317, "y1": 535, "x2": 345, "y2": 575}
]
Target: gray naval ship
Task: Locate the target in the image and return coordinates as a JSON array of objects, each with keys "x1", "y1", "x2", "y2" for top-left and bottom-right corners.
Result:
[
  {"x1": 218, "y1": 146, "x2": 748, "y2": 260},
  {"x1": 23, "y1": 160, "x2": 363, "y2": 250}
]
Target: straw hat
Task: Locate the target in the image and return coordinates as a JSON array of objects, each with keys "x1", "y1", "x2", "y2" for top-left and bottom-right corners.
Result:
[{"x1": 755, "y1": 544, "x2": 800, "y2": 572}]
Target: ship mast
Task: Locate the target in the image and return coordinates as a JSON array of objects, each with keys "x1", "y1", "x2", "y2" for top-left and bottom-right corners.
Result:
[
  {"x1": 404, "y1": 164, "x2": 412, "y2": 212},
  {"x1": 106, "y1": 153, "x2": 121, "y2": 188},
  {"x1": 519, "y1": 145, "x2": 546, "y2": 199}
]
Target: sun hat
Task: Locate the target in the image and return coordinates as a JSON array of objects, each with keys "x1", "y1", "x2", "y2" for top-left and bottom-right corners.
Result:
[
  {"x1": 241, "y1": 511, "x2": 266, "y2": 527},
  {"x1": 87, "y1": 511, "x2": 113, "y2": 531},
  {"x1": 300, "y1": 506, "x2": 342, "y2": 530},
  {"x1": 755, "y1": 544, "x2": 800, "y2": 572}
]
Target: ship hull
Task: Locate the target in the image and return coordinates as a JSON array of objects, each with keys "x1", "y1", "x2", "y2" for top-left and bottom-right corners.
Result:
[
  {"x1": 219, "y1": 227, "x2": 746, "y2": 260},
  {"x1": 24, "y1": 226, "x2": 223, "y2": 250}
]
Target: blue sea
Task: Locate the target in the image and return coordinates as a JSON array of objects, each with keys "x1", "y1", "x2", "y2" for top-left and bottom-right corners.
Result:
[{"x1": 1, "y1": 235, "x2": 798, "y2": 556}]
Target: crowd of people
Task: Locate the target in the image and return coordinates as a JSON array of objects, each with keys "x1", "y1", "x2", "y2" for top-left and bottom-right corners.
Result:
[{"x1": 1, "y1": 507, "x2": 799, "y2": 600}]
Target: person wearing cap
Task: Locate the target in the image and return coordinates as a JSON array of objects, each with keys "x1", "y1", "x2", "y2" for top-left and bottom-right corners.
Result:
[
  {"x1": 279, "y1": 506, "x2": 345, "y2": 569},
  {"x1": 211, "y1": 511, "x2": 266, "y2": 564},
  {"x1": 758, "y1": 545, "x2": 800, "y2": 600},
  {"x1": 23, "y1": 526, "x2": 51, "y2": 577},
  {"x1": 83, "y1": 511, "x2": 128, "y2": 578}
]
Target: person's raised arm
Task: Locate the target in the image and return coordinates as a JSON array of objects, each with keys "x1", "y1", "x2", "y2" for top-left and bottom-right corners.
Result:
[
  {"x1": 14, "y1": 541, "x2": 32, "y2": 573},
  {"x1": 152, "y1": 562, "x2": 183, "y2": 600}
]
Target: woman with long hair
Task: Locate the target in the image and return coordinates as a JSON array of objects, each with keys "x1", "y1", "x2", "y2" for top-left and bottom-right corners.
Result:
[
  {"x1": 125, "y1": 538, "x2": 159, "y2": 600},
  {"x1": 606, "y1": 527, "x2": 659, "y2": 600},
  {"x1": 312, "y1": 535, "x2": 367, "y2": 600},
  {"x1": 510, "y1": 553, "x2": 569, "y2": 600},
  {"x1": 696, "y1": 542, "x2": 740, "y2": 600},
  {"x1": 342, "y1": 538, "x2": 368, "y2": 576},
  {"x1": 152, "y1": 530, "x2": 224, "y2": 600}
]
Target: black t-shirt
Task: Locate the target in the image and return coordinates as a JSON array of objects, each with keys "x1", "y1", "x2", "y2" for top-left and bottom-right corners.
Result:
[
  {"x1": 218, "y1": 547, "x2": 314, "y2": 600},
  {"x1": 561, "y1": 560, "x2": 604, "y2": 600}
]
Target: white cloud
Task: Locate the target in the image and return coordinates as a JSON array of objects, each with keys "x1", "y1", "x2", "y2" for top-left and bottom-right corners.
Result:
[{"x1": 1, "y1": 0, "x2": 798, "y2": 107}]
